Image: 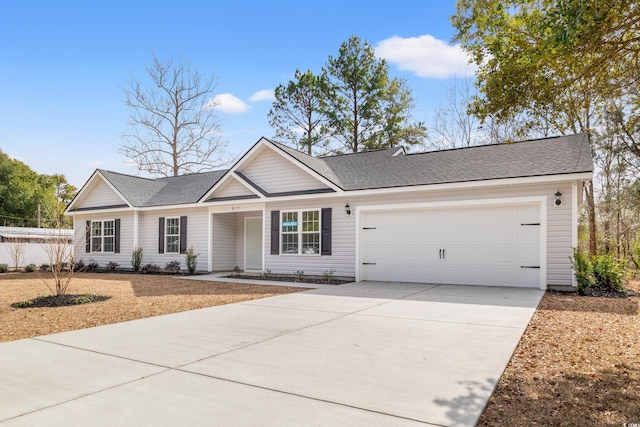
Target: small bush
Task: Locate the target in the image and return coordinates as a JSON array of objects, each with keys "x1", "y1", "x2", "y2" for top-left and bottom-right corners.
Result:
[
  {"x1": 131, "y1": 247, "x2": 143, "y2": 272},
  {"x1": 0, "y1": 264, "x2": 8, "y2": 273},
  {"x1": 232, "y1": 265, "x2": 241, "y2": 277},
  {"x1": 591, "y1": 254, "x2": 626, "y2": 292},
  {"x1": 165, "y1": 260, "x2": 181, "y2": 274},
  {"x1": 262, "y1": 269, "x2": 272, "y2": 278},
  {"x1": 293, "y1": 270, "x2": 305, "y2": 282},
  {"x1": 86, "y1": 260, "x2": 99, "y2": 272},
  {"x1": 106, "y1": 261, "x2": 119, "y2": 271},
  {"x1": 39, "y1": 263, "x2": 50, "y2": 272},
  {"x1": 570, "y1": 248, "x2": 592, "y2": 295},
  {"x1": 24, "y1": 263, "x2": 36, "y2": 273},
  {"x1": 185, "y1": 246, "x2": 198, "y2": 274},
  {"x1": 75, "y1": 259, "x2": 86, "y2": 272},
  {"x1": 140, "y1": 263, "x2": 161, "y2": 274},
  {"x1": 322, "y1": 268, "x2": 336, "y2": 284}
]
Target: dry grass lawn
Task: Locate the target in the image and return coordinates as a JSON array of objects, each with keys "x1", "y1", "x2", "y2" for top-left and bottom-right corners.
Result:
[
  {"x1": 1, "y1": 272, "x2": 638, "y2": 425},
  {"x1": 0, "y1": 272, "x2": 303, "y2": 343}
]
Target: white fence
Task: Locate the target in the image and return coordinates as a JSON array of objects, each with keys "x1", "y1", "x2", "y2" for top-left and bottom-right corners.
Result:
[{"x1": 0, "y1": 227, "x2": 73, "y2": 268}]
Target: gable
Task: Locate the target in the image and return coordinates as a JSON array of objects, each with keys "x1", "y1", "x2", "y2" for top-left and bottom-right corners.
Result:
[
  {"x1": 71, "y1": 177, "x2": 128, "y2": 210},
  {"x1": 205, "y1": 176, "x2": 259, "y2": 201},
  {"x1": 238, "y1": 146, "x2": 331, "y2": 194}
]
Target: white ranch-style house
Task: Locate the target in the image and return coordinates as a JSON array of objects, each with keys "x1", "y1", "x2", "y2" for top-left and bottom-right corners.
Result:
[{"x1": 66, "y1": 134, "x2": 594, "y2": 290}]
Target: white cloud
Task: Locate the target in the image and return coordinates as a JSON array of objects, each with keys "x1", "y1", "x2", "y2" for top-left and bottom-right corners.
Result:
[
  {"x1": 205, "y1": 93, "x2": 249, "y2": 114},
  {"x1": 375, "y1": 35, "x2": 476, "y2": 79},
  {"x1": 249, "y1": 89, "x2": 275, "y2": 102}
]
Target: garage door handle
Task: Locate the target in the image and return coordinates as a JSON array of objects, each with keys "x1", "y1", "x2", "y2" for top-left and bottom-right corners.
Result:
[
  {"x1": 362, "y1": 227, "x2": 377, "y2": 230},
  {"x1": 362, "y1": 262, "x2": 377, "y2": 265},
  {"x1": 520, "y1": 266, "x2": 540, "y2": 269},
  {"x1": 521, "y1": 223, "x2": 540, "y2": 226}
]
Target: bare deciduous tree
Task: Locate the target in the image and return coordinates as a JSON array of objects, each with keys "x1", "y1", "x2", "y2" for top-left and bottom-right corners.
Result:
[
  {"x1": 120, "y1": 53, "x2": 233, "y2": 177},
  {"x1": 40, "y1": 216, "x2": 80, "y2": 296},
  {"x1": 5, "y1": 237, "x2": 26, "y2": 271}
]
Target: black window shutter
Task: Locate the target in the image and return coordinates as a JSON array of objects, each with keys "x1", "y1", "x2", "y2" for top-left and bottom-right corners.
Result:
[
  {"x1": 179, "y1": 216, "x2": 187, "y2": 254},
  {"x1": 270, "y1": 210, "x2": 280, "y2": 255},
  {"x1": 114, "y1": 219, "x2": 121, "y2": 253},
  {"x1": 85, "y1": 220, "x2": 91, "y2": 253},
  {"x1": 158, "y1": 217, "x2": 165, "y2": 253},
  {"x1": 321, "y1": 208, "x2": 332, "y2": 256}
]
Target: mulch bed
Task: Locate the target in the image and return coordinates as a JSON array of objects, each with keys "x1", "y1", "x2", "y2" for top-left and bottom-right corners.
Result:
[
  {"x1": 229, "y1": 274, "x2": 353, "y2": 285},
  {"x1": 11, "y1": 294, "x2": 111, "y2": 308}
]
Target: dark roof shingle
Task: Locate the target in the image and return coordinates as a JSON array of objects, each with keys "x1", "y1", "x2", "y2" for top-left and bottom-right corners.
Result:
[{"x1": 93, "y1": 133, "x2": 593, "y2": 207}]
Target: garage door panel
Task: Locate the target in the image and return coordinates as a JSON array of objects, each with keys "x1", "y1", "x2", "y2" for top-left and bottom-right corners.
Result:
[{"x1": 360, "y1": 203, "x2": 541, "y2": 288}]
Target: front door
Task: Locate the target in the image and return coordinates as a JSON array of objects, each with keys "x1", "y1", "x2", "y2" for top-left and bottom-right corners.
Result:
[{"x1": 244, "y1": 217, "x2": 263, "y2": 271}]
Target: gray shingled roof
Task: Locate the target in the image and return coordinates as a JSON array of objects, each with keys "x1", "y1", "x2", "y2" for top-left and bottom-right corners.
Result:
[
  {"x1": 320, "y1": 133, "x2": 593, "y2": 190},
  {"x1": 88, "y1": 134, "x2": 592, "y2": 208},
  {"x1": 99, "y1": 169, "x2": 227, "y2": 207}
]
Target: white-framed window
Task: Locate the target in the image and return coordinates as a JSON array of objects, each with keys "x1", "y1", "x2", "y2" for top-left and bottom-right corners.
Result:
[
  {"x1": 165, "y1": 217, "x2": 180, "y2": 254},
  {"x1": 281, "y1": 210, "x2": 320, "y2": 255},
  {"x1": 91, "y1": 220, "x2": 115, "y2": 253}
]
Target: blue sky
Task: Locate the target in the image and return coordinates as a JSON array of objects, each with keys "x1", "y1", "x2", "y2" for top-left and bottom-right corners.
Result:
[{"x1": 0, "y1": 1, "x2": 474, "y2": 188}]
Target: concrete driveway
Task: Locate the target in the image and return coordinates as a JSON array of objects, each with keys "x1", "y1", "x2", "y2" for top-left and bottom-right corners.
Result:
[{"x1": 0, "y1": 281, "x2": 543, "y2": 426}]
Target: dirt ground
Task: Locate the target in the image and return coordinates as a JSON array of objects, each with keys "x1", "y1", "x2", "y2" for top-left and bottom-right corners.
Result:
[
  {"x1": 1, "y1": 273, "x2": 638, "y2": 425},
  {"x1": 479, "y1": 281, "x2": 640, "y2": 426},
  {"x1": 0, "y1": 272, "x2": 303, "y2": 343}
]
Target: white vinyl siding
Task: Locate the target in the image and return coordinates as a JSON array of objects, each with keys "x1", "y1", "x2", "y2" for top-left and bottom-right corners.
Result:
[
  {"x1": 139, "y1": 208, "x2": 209, "y2": 268},
  {"x1": 263, "y1": 182, "x2": 575, "y2": 286},
  {"x1": 74, "y1": 213, "x2": 134, "y2": 268},
  {"x1": 265, "y1": 201, "x2": 354, "y2": 277},
  {"x1": 213, "y1": 177, "x2": 257, "y2": 199},
  {"x1": 75, "y1": 179, "x2": 126, "y2": 209},
  {"x1": 239, "y1": 147, "x2": 329, "y2": 194}
]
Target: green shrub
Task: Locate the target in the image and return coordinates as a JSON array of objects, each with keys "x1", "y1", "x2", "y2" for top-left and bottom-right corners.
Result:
[
  {"x1": 322, "y1": 268, "x2": 336, "y2": 284},
  {"x1": 165, "y1": 260, "x2": 181, "y2": 274},
  {"x1": 131, "y1": 247, "x2": 143, "y2": 272},
  {"x1": 232, "y1": 265, "x2": 241, "y2": 277},
  {"x1": 185, "y1": 246, "x2": 199, "y2": 274},
  {"x1": 24, "y1": 263, "x2": 36, "y2": 273},
  {"x1": 107, "y1": 261, "x2": 119, "y2": 271},
  {"x1": 39, "y1": 263, "x2": 50, "y2": 272},
  {"x1": 140, "y1": 263, "x2": 161, "y2": 274},
  {"x1": 75, "y1": 259, "x2": 86, "y2": 272},
  {"x1": 591, "y1": 254, "x2": 626, "y2": 292},
  {"x1": 0, "y1": 264, "x2": 8, "y2": 273},
  {"x1": 86, "y1": 260, "x2": 99, "y2": 272},
  {"x1": 293, "y1": 270, "x2": 305, "y2": 282},
  {"x1": 570, "y1": 248, "x2": 592, "y2": 295}
]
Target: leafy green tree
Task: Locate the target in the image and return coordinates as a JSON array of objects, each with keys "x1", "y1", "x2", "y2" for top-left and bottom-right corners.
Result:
[
  {"x1": 450, "y1": 0, "x2": 635, "y2": 255},
  {"x1": 0, "y1": 149, "x2": 56, "y2": 227},
  {"x1": 321, "y1": 36, "x2": 426, "y2": 153},
  {"x1": 268, "y1": 70, "x2": 331, "y2": 155}
]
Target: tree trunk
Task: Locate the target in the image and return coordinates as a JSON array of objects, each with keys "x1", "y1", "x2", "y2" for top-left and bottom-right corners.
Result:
[{"x1": 584, "y1": 180, "x2": 597, "y2": 256}]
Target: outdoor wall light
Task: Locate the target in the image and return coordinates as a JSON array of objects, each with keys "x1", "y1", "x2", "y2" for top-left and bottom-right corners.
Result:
[
  {"x1": 554, "y1": 190, "x2": 563, "y2": 206},
  {"x1": 345, "y1": 203, "x2": 352, "y2": 215}
]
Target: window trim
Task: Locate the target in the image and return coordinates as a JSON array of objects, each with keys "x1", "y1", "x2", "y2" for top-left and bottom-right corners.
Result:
[
  {"x1": 90, "y1": 219, "x2": 115, "y2": 253},
  {"x1": 280, "y1": 209, "x2": 321, "y2": 256},
  {"x1": 164, "y1": 216, "x2": 181, "y2": 254}
]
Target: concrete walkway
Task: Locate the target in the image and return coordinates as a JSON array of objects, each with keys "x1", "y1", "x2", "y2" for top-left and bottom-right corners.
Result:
[{"x1": 0, "y1": 282, "x2": 543, "y2": 426}]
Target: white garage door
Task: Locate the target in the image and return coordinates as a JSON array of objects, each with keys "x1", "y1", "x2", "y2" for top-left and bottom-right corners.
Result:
[{"x1": 359, "y1": 203, "x2": 541, "y2": 288}]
